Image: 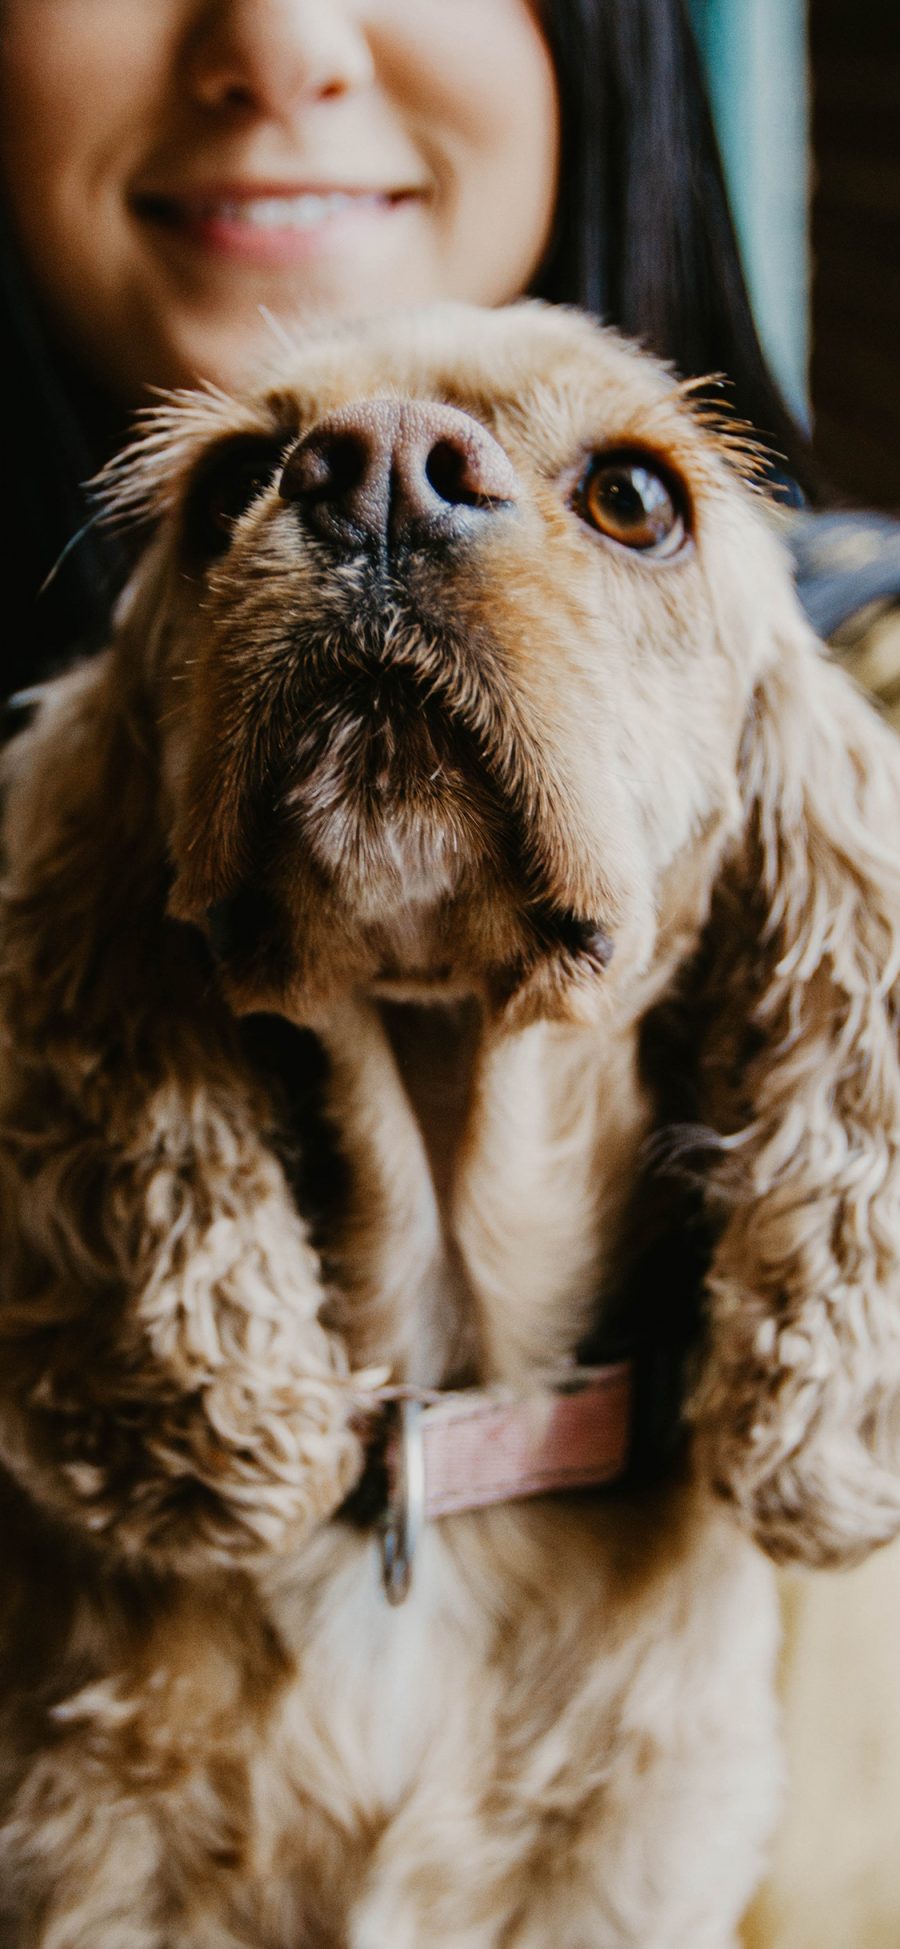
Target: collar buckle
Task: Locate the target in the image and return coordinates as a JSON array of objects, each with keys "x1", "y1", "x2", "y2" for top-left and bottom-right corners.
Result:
[{"x1": 379, "y1": 1398, "x2": 425, "y2": 1606}]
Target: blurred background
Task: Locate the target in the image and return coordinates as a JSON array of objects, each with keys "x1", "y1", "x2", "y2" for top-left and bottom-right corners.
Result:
[
  {"x1": 691, "y1": 19, "x2": 900, "y2": 1945},
  {"x1": 690, "y1": 0, "x2": 900, "y2": 511}
]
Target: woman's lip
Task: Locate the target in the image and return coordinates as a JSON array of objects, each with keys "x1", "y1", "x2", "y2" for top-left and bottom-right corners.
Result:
[
  {"x1": 135, "y1": 180, "x2": 421, "y2": 202},
  {"x1": 133, "y1": 186, "x2": 422, "y2": 265}
]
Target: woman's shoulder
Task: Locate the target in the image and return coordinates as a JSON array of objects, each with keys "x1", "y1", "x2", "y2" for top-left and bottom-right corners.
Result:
[{"x1": 789, "y1": 509, "x2": 900, "y2": 732}]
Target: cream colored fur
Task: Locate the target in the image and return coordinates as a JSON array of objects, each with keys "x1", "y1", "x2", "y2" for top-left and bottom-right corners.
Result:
[{"x1": 1, "y1": 303, "x2": 899, "y2": 1945}]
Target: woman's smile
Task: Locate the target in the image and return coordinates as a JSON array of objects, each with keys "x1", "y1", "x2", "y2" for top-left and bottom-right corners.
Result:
[
  {"x1": 133, "y1": 180, "x2": 428, "y2": 269},
  {"x1": 0, "y1": 0, "x2": 559, "y2": 399}
]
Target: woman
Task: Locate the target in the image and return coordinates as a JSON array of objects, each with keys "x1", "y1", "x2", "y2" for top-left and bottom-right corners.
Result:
[{"x1": 0, "y1": 0, "x2": 812, "y2": 699}]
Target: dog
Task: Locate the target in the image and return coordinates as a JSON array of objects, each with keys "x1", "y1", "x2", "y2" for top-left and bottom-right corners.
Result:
[{"x1": 2, "y1": 301, "x2": 900, "y2": 1948}]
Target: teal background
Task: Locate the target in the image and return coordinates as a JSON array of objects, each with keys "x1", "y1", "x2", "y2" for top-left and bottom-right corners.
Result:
[{"x1": 689, "y1": 0, "x2": 810, "y2": 421}]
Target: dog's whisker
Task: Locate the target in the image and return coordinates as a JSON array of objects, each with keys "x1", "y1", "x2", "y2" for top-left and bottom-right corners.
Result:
[
  {"x1": 38, "y1": 511, "x2": 107, "y2": 596},
  {"x1": 256, "y1": 304, "x2": 298, "y2": 356}
]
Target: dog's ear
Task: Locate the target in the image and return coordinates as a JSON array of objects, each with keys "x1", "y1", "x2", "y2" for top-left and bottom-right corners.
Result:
[
  {"x1": 689, "y1": 600, "x2": 900, "y2": 1565},
  {"x1": 0, "y1": 659, "x2": 365, "y2": 1571}
]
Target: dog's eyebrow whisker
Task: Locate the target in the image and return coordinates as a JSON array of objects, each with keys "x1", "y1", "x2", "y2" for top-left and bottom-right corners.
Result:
[
  {"x1": 38, "y1": 511, "x2": 106, "y2": 597},
  {"x1": 256, "y1": 304, "x2": 298, "y2": 356}
]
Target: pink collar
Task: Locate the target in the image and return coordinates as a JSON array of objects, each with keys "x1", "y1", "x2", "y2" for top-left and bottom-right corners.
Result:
[{"x1": 377, "y1": 1364, "x2": 633, "y2": 1603}]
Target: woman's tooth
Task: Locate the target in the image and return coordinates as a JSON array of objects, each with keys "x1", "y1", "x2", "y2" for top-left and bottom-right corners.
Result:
[{"x1": 205, "y1": 192, "x2": 371, "y2": 230}]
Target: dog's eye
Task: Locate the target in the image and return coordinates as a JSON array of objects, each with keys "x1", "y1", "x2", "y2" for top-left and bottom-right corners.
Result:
[
  {"x1": 575, "y1": 453, "x2": 688, "y2": 557},
  {"x1": 182, "y1": 433, "x2": 292, "y2": 562}
]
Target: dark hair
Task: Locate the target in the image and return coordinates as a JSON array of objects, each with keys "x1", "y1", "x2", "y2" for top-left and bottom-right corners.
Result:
[
  {"x1": 1, "y1": 214, "x2": 129, "y2": 697},
  {"x1": 2, "y1": 0, "x2": 812, "y2": 697},
  {"x1": 533, "y1": 0, "x2": 811, "y2": 479}
]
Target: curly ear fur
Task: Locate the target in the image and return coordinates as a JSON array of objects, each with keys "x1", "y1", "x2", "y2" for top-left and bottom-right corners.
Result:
[
  {"x1": 0, "y1": 658, "x2": 366, "y2": 1572},
  {"x1": 690, "y1": 613, "x2": 900, "y2": 1566}
]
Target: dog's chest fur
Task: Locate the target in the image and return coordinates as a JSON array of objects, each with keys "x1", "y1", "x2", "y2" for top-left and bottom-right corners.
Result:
[
  {"x1": 128, "y1": 1468, "x2": 779, "y2": 1947},
  {"x1": 309, "y1": 997, "x2": 650, "y2": 1389},
  {"x1": 197, "y1": 1000, "x2": 777, "y2": 1945}
]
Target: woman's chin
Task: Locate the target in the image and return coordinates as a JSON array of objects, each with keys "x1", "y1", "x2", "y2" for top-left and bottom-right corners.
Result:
[{"x1": 123, "y1": 269, "x2": 445, "y2": 400}]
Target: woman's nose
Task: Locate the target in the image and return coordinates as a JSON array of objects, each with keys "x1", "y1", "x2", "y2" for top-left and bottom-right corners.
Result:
[{"x1": 184, "y1": 0, "x2": 376, "y2": 122}]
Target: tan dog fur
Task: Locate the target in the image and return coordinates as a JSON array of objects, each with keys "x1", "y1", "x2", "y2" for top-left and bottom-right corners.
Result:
[{"x1": 2, "y1": 303, "x2": 900, "y2": 1946}]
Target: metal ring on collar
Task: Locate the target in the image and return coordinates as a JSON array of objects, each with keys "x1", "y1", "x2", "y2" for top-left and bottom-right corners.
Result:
[{"x1": 380, "y1": 1398, "x2": 425, "y2": 1606}]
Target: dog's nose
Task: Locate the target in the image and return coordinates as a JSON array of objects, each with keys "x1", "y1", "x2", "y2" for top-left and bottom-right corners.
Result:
[{"x1": 278, "y1": 399, "x2": 520, "y2": 552}]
